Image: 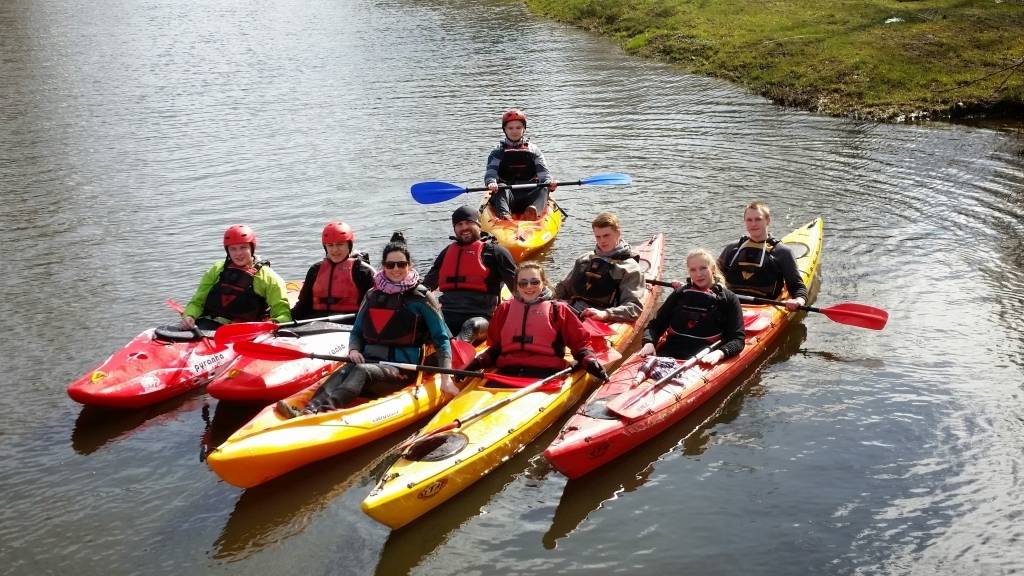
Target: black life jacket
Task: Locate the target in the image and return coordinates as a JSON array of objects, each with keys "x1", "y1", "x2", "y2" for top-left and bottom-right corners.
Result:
[
  {"x1": 722, "y1": 236, "x2": 783, "y2": 298},
  {"x1": 360, "y1": 286, "x2": 431, "y2": 348},
  {"x1": 664, "y1": 283, "x2": 727, "y2": 344},
  {"x1": 570, "y1": 253, "x2": 636, "y2": 309},
  {"x1": 203, "y1": 259, "x2": 270, "y2": 322},
  {"x1": 497, "y1": 142, "x2": 538, "y2": 185}
]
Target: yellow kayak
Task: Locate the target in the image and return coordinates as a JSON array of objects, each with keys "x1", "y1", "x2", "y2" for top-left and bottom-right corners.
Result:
[
  {"x1": 361, "y1": 234, "x2": 665, "y2": 529},
  {"x1": 479, "y1": 195, "x2": 563, "y2": 262},
  {"x1": 207, "y1": 368, "x2": 447, "y2": 489}
]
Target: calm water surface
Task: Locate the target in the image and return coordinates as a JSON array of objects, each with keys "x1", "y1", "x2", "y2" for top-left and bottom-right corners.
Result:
[{"x1": 1, "y1": 1, "x2": 1023, "y2": 574}]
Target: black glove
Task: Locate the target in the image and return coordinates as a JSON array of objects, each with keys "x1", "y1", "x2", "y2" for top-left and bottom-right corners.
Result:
[{"x1": 583, "y1": 356, "x2": 608, "y2": 382}]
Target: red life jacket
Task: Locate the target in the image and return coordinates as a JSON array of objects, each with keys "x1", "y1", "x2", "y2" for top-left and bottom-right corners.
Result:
[
  {"x1": 497, "y1": 299, "x2": 566, "y2": 370},
  {"x1": 202, "y1": 259, "x2": 269, "y2": 322},
  {"x1": 311, "y1": 258, "x2": 360, "y2": 313},
  {"x1": 437, "y1": 240, "x2": 490, "y2": 293},
  {"x1": 360, "y1": 287, "x2": 429, "y2": 348}
]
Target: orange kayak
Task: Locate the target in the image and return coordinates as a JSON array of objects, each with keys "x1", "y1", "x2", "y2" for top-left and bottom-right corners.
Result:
[{"x1": 479, "y1": 195, "x2": 563, "y2": 262}]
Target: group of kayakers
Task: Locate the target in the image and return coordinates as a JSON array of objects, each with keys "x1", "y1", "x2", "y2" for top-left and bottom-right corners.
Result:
[
  {"x1": 175, "y1": 107, "x2": 807, "y2": 420},
  {"x1": 178, "y1": 192, "x2": 805, "y2": 423}
]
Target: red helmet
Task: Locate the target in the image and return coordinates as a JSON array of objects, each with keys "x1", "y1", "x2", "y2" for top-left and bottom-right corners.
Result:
[
  {"x1": 501, "y1": 109, "x2": 527, "y2": 127},
  {"x1": 223, "y1": 224, "x2": 256, "y2": 248},
  {"x1": 322, "y1": 221, "x2": 354, "y2": 245}
]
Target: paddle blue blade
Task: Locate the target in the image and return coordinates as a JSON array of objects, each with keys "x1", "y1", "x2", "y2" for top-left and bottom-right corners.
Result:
[
  {"x1": 579, "y1": 172, "x2": 632, "y2": 186},
  {"x1": 410, "y1": 181, "x2": 468, "y2": 204}
]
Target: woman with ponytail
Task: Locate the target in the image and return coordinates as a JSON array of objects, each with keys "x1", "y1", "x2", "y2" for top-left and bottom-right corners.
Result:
[{"x1": 278, "y1": 232, "x2": 454, "y2": 418}]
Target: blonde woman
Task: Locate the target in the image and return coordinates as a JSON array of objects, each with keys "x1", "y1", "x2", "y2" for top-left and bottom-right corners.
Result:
[{"x1": 638, "y1": 249, "x2": 745, "y2": 365}]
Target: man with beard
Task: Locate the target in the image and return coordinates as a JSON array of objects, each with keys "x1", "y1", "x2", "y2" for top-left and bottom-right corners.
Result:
[
  {"x1": 554, "y1": 212, "x2": 646, "y2": 323},
  {"x1": 424, "y1": 205, "x2": 517, "y2": 342}
]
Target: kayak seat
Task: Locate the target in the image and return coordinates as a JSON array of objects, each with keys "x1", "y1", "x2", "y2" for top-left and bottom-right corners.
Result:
[
  {"x1": 153, "y1": 325, "x2": 213, "y2": 342},
  {"x1": 283, "y1": 321, "x2": 353, "y2": 338}
]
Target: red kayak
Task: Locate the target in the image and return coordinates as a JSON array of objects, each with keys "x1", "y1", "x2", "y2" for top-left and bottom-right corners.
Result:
[
  {"x1": 206, "y1": 322, "x2": 351, "y2": 403},
  {"x1": 67, "y1": 326, "x2": 237, "y2": 409},
  {"x1": 544, "y1": 218, "x2": 823, "y2": 479}
]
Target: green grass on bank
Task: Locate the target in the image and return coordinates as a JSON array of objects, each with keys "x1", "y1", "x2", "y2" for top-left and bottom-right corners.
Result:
[{"x1": 526, "y1": 0, "x2": 1024, "y2": 121}]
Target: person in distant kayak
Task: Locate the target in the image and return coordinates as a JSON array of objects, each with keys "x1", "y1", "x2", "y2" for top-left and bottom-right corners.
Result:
[
  {"x1": 484, "y1": 108, "x2": 558, "y2": 221},
  {"x1": 423, "y1": 205, "x2": 516, "y2": 343},
  {"x1": 554, "y1": 211, "x2": 646, "y2": 323},
  {"x1": 180, "y1": 224, "x2": 292, "y2": 330},
  {"x1": 290, "y1": 221, "x2": 375, "y2": 321},
  {"x1": 718, "y1": 201, "x2": 807, "y2": 311},
  {"x1": 639, "y1": 249, "x2": 745, "y2": 365},
  {"x1": 460, "y1": 260, "x2": 608, "y2": 382},
  {"x1": 278, "y1": 232, "x2": 454, "y2": 418}
]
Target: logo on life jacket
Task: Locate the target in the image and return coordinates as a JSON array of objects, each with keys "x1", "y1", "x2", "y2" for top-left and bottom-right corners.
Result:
[{"x1": 367, "y1": 308, "x2": 396, "y2": 334}]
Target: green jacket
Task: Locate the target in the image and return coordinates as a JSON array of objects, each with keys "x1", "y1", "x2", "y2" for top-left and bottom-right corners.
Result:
[{"x1": 183, "y1": 259, "x2": 293, "y2": 324}]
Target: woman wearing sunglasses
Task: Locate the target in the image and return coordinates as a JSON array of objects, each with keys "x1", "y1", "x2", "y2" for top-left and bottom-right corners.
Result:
[
  {"x1": 278, "y1": 232, "x2": 453, "y2": 417},
  {"x1": 461, "y1": 261, "x2": 608, "y2": 383}
]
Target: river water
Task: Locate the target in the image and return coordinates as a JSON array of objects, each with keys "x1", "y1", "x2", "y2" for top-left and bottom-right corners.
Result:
[{"x1": 2, "y1": 0, "x2": 1022, "y2": 574}]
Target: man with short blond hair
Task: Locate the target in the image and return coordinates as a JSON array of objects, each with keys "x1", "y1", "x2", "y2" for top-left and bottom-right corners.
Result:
[{"x1": 554, "y1": 211, "x2": 646, "y2": 323}]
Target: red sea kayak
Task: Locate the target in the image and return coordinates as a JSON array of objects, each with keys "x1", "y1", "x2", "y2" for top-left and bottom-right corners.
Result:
[{"x1": 543, "y1": 218, "x2": 823, "y2": 479}]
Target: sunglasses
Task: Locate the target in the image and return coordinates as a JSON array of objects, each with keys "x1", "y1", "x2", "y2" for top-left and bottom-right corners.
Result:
[
  {"x1": 517, "y1": 278, "x2": 542, "y2": 288},
  {"x1": 383, "y1": 261, "x2": 410, "y2": 270}
]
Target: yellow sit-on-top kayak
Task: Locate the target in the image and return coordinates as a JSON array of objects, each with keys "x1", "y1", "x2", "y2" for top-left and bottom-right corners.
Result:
[{"x1": 479, "y1": 194, "x2": 563, "y2": 262}]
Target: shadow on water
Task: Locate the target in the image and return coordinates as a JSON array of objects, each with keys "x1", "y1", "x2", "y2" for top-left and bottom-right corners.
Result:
[
  {"x1": 198, "y1": 401, "x2": 264, "y2": 462},
  {"x1": 70, "y1": 392, "x2": 206, "y2": 455},
  {"x1": 210, "y1": 429, "x2": 413, "y2": 562},
  {"x1": 542, "y1": 320, "x2": 810, "y2": 549}
]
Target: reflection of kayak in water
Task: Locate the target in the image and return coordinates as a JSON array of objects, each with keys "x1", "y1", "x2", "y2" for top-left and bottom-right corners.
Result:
[
  {"x1": 71, "y1": 396, "x2": 206, "y2": 455},
  {"x1": 67, "y1": 326, "x2": 237, "y2": 409},
  {"x1": 544, "y1": 218, "x2": 824, "y2": 479},
  {"x1": 479, "y1": 194, "x2": 564, "y2": 262},
  {"x1": 207, "y1": 321, "x2": 352, "y2": 404}
]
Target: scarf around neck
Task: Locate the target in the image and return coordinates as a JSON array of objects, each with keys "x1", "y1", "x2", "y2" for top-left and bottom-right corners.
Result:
[{"x1": 373, "y1": 268, "x2": 421, "y2": 294}]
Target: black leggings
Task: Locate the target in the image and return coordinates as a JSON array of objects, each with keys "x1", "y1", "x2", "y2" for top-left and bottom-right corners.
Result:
[
  {"x1": 304, "y1": 363, "x2": 413, "y2": 413},
  {"x1": 488, "y1": 185, "x2": 549, "y2": 219}
]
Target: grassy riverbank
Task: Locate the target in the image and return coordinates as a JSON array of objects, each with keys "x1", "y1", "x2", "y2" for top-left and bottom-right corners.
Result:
[{"x1": 526, "y1": 0, "x2": 1024, "y2": 121}]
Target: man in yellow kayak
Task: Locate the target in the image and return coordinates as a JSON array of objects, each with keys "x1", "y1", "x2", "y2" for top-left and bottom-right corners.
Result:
[
  {"x1": 484, "y1": 108, "x2": 557, "y2": 221},
  {"x1": 554, "y1": 212, "x2": 646, "y2": 323},
  {"x1": 717, "y1": 202, "x2": 807, "y2": 311},
  {"x1": 423, "y1": 205, "x2": 517, "y2": 343},
  {"x1": 180, "y1": 224, "x2": 292, "y2": 330}
]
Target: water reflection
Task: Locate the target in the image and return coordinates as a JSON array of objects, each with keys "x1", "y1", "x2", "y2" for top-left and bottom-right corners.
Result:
[
  {"x1": 70, "y1": 394, "x2": 205, "y2": 455},
  {"x1": 542, "y1": 321, "x2": 809, "y2": 548},
  {"x1": 212, "y1": 432, "x2": 404, "y2": 562}
]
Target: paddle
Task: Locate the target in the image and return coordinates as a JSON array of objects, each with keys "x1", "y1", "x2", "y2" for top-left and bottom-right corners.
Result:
[
  {"x1": 397, "y1": 365, "x2": 576, "y2": 452},
  {"x1": 232, "y1": 340, "x2": 491, "y2": 379},
  {"x1": 735, "y1": 295, "x2": 888, "y2": 330},
  {"x1": 213, "y1": 313, "x2": 357, "y2": 345},
  {"x1": 410, "y1": 172, "x2": 632, "y2": 205},
  {"x1": 645, "y1": 279, "x2": 889, "y2": 330},
  {"x1": 606, "y1": 343, "x2": 721, "y2": 420}
]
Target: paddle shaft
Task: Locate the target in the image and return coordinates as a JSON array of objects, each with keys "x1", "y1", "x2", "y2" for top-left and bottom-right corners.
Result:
[{"x1": 401, "y1": 365, "x2": 575, "y2": 449}]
